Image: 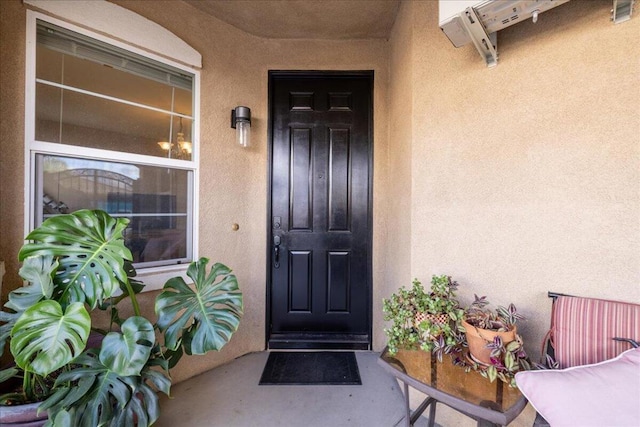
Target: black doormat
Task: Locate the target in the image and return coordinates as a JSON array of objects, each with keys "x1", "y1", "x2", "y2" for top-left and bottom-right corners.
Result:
[{"x1": 259, "y1": 351, "x2": 361, "y2": 385}]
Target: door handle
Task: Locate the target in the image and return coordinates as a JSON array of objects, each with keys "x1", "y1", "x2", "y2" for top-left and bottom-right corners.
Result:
[{"x1": 273, "y1": 235, "x2": 281, "y2": 269}]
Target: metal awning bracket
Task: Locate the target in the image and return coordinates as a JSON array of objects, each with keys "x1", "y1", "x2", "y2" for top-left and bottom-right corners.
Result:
[{"x1": 460, "y1": 6, "x2": 498, "y2": 68}]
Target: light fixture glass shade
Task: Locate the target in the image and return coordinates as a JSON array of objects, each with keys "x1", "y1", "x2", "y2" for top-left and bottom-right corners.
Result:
[
  {"x1": 236, "y1": 120, "x2": 250, "y2": 148},
  {"x1": 157, "y1": 141, "x2": 171, "y2": 151},
  {"x1": 179, "y1": 140, "x2": 192, "y2": 154},
  {"x1": 231, "y1": 106, "x2": 251, "y2": 148}
]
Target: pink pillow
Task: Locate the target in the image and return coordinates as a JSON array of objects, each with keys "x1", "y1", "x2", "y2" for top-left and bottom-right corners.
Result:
[{"x1": 515, "y1": 347, "x2": 640, "y2": 427}]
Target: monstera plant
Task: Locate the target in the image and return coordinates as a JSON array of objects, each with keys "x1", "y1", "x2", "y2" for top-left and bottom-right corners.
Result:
[{"x1": 0, "y1": 210, "x2": 243, "y2": 426}]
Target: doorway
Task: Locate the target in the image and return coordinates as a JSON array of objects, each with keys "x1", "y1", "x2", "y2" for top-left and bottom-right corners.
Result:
[{"x1": 267, "y1": 71, "x2": 373, "y2": 349}]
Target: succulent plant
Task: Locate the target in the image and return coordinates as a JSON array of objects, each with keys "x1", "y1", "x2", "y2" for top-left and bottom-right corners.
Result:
[
  {"x1": 383, "y1": 276, "x2": 465, "y2": 361},
  {"x1": 461, "y1": 295, "x2": 530, "y2": 386},
  {"x1": 464, "y1": 294, "x2": 524, "y2": 331}
]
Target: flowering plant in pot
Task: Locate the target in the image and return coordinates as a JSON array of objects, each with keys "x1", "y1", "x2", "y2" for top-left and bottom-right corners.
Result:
[
  {"x1": 461, "y1": 295, "x2": 531, "y2": 386},
  {"x1": 383, "y1": 275, "x2": 465, "y2": 361},
  {"x1": 0, "y1": 210, "x2": 243, "y2": 426}
]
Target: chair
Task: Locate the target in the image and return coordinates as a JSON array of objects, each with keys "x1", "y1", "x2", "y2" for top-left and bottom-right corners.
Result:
[{"x1": 521, "y1": 292, "x2": 640, "y2": 426}]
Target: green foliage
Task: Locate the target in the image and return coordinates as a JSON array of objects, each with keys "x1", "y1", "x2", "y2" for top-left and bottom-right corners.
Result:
[
  {"x1": 464, "y1": 334, "x2": 532, "y2": 387},
  {"x1": 464, "y1": 294, "x2": 524, "y2": 331},
  {"x1": 14, "y1": 255, "x2": 57, "y2": 303},
  {"x1": 382, "y1": 279, "x2": 423, "y2": 354},
  {"x1": 40, "y1": 349, "x2": 169, "y2": 427},
  {"x1": 0, "y1": 210, "x2": 243, "y2": 426},
  {"x1": 11, "y1": 301, "x2": 90, "y2": 377},
  {"x1": 383, "y1": 280, "x2": 533, "y2": 388},
  {"x1": 383, "y1": 275, "x2": 465, "y2": 360},
  {"x1": 99, "y1": 317, "x2": 154, "y2": 376},
  {"x1": 18, "y1": 210, "x2": 131, "y2": 309},
  {"x1": 419, "y1": 320, "x2": 466, "y2": 363},
  {"x1": 462, "y1": 296, "x2": 530, "y2": 386},
  {"x1": 425, "y1": 275, "x2": 463, "y2": 316},
  {"x1": 0, "y1": 256, "x2": 58, "y2": 356},
  {"x1": 156, "y1": 259, "x2": 243, "y2": 355},
  {"x1": 0, "y1": 311, "x2": 19, "y2": 357},
  {"x1": 496, "y1": 303, "x2": 525, "y2": 327}
]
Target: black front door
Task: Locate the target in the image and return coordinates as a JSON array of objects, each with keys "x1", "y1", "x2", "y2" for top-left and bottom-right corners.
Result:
[{"x1": 267, "y1": 71, "x2": 373, "y2": 350}]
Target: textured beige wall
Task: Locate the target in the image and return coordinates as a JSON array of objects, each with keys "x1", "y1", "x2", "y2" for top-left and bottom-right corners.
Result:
[
  {"x1": 2, "y1": 0, "x2": 638, "y2": 396},
  {"x1": 377, "y1": 0, "x2": 414, "y2": 349},
  {"x1": 391, "y1": 2, "x2": 639, "y2": 425},
  {"x1": 406, "y1": 0, "x2": 639, "y2": 357},
  {"x1": 0, "y1": 0, "x2": 27, "y2": 298},
  {"x1": 109, "y1": 0, "x2": 391, "y2": 381},
  {"x1": 0, "y1": 0, "x2": 389, "y2": 383}
]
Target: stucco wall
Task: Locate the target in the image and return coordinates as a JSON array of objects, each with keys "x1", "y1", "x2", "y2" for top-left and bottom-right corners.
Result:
[
  {"x1": 2, "y1": 0, "x2": 638, "y2": 397},
  {"x1": 0, "y1": 0, "x2": 390, "y2": 383},
  {"x1": 389, "y1": 2, "x2": 638, "y2": 425},
  {"x1": 113, "y1": 0, "x2": 390, "y2": 382},
  {"x1": 405, "y1": 0, "x2": 639, "y2": 357},
  {"x1": 0, "y1": 0, "x2": 27, "y2": 301},
  {"x1": 377, "y1": 0, "x2": 415, "y2": 349}
]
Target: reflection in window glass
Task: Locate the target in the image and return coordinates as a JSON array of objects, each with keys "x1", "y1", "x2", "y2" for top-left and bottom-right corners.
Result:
[
  {"x1": 35, "y1": 45, "x2": 191, "y2": 114},
  {"x1": 35, "y1": 21, "x2": 194, "y2": 160},
  {"x1": 37, "y1": 155, "x2": 191, "y2": 266},
  {"x1": 31, "y1": 18, "x2": 197, "y2": 269},
  {"x1": 35, "y1": 83, "x2": 192, "y2": 159}
]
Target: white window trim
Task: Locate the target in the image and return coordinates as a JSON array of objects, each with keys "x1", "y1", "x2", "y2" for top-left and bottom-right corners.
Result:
[
  {"x1": 24, "y1": 10, "x2": 201, "y2": 291},
  {"x1": 23, "y1": 0, "x2": 202, "y2": 68}
]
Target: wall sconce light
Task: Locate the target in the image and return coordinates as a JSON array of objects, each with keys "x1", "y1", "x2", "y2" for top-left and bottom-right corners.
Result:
[{"x1": 231, "y1": 106, "x2": 251, "y2": 148}]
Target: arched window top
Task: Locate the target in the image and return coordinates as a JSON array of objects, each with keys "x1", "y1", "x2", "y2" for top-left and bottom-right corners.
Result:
[
  {"x1": 24, "y1": 0, "x2": 201, "y2": 69},
  {"x1": 25, "y1": 1, "x2": 201, "y2": 280}
]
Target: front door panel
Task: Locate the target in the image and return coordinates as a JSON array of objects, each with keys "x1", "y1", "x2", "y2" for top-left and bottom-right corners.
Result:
[{"x1": 268, "y1": 72, "x2": 372, "y2": 349}]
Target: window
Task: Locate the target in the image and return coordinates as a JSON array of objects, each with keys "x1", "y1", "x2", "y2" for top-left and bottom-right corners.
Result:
[{"x1": 27, "y1": 15, "x2": 199, "y2": 271}]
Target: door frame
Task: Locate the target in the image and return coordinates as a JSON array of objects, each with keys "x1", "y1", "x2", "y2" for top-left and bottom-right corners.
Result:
[{"x1": 265, "y1": 70, "x2": 374, "y2": 350}]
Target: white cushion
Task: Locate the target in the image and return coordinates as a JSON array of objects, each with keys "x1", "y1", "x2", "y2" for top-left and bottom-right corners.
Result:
[{"x1": 515, "y1": 347, "x2": 640, "y2": 427}]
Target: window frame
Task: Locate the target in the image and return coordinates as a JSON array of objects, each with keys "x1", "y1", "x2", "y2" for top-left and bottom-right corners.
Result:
[{"x1": 24, "y1": 10, "x2": 201, "y2": 290}]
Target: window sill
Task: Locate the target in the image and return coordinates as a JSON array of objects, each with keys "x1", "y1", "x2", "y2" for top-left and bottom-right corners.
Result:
[{"x1": 136, "y1": 264, "x2": 190, "y2": 292}]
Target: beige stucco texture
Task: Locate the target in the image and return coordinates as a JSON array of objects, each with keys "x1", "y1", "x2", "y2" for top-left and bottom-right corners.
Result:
[
  {"x1": 1, "y1": 0, "x2": 638, "y2": 392},
  {"x1": 406, "y1": 0, "x2": 639, "y2": 353}
]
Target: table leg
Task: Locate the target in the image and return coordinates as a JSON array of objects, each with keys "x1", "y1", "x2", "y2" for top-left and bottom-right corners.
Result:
[
  {"x1": 402, "y1": 381, "x2": 438, "y2": 426},
  {"x1": 477, "y1": 400, "x2": 501, "y2": 427},
  {"x1": 411, "y1": 397, "x2": 436, "y2": 426},
  {"x1": 428, "y1": 401, "x2": 437, "y2": 427},
  {"x1": 403, "y1": 382, "x2": 411, "y2": 427}
]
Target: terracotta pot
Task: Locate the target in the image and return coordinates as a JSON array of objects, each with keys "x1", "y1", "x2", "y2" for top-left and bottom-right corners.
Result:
[
  {"x1": 462, "y1": 319, "x2": 516, "y2": 365},
  {"x1": 0, "y1": 401, "x2": 48, "y2": 426}
]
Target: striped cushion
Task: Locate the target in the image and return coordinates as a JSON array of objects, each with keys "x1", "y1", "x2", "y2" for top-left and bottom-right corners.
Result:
[{"x1": 551, "y1": 296, "x2": 640, "y2": 368}]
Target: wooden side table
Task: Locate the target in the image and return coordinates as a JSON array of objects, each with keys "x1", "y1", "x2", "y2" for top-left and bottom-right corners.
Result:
[{"x1": 378, "y1": 348, "x2": 527, "y2": 427}]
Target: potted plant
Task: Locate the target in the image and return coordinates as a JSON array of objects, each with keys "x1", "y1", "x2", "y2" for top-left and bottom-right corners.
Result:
[
  {"x1": 0, "y1": 210, "x2": 243, "y2": 426},
  {"x1": 383, "y1": 275, "x2": 465, "y2": 361},
  {"x1": 461, "y1": 295, "x2": 530, "y2": 386}
]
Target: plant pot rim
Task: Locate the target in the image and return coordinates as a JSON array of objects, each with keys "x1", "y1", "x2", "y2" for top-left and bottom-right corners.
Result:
[
  {"x1": 461, "y1": 318, "x2": 517, "y2": 333},
  {"x1": 0, "y1": 400, "x2": 48, "y2": 423}
]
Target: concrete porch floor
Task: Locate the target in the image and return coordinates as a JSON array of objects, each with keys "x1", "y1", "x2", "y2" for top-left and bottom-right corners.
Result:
[
  {"x1": 154, "y1": 351, "x2": 536, "y2": 426},
  {"x1": 154, "y1": 351, "x2": 431, "y2": 427}
]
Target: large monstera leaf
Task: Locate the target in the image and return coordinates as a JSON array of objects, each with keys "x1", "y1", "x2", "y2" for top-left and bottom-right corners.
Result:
[
  {"x1": 99, "y1": 316, "x2": 154, "y2": 377},
  {"x1": 11, "y1": 255, "x2": 57, "y2": 308},
  {"x1": 18, "y1": 210, "x2": 132, "y2": 308},
  {"x1": 10, "y1": 300, "x2": 90, "y2": 376},
  {"x1": 41, "y1": 350, "x2": 171, "y2": 427},
  {"x1": 0, "y1": 311, "x2": 19, "y2": 359},
  {"x1": 0, "y1": 255, "x2": 57, "y2": 356},
  {"x1": 155, "y1": 258, "x2": 243, "y2": 355}
]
